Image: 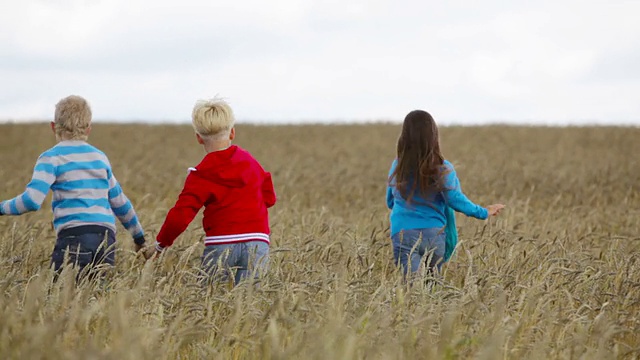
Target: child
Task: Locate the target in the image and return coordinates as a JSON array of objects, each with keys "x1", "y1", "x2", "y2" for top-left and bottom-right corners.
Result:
[
  {"x1": 144, "y1": 98, "x2": 276, "y2": 286},
  {"x1": 0, "y1": 95, "x2": 146, "y2": 275},
  {"x1": 386, "y1": 110, "x2": 505, "y2": 278}
]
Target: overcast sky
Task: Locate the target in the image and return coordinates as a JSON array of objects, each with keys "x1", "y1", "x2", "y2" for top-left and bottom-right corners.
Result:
[{"x1": 1, "y1": 0, "x2": 639, "y2": 125}]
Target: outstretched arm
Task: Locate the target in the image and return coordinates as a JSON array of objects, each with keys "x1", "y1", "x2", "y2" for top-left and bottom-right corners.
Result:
[
  {"x1": 155, "y1": 172, "x2": 209, "y2": 251},
  {"x1": 108, "y1": 170, "x2": 145, "y2": 245},
  {"x1": 0, "y1": 156, "x2": 55, "y2": 215},
  {"x1": 442, "y1": 163, "x2": 488, "y2": 220}
]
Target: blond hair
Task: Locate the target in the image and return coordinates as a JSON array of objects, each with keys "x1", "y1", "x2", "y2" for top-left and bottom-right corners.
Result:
[
  {"x1": 54, "y1": 95, "x2": 92, "y2": 141},
  {"x1": 192, "y1": 98, "x2": 235, "y2": 141}
]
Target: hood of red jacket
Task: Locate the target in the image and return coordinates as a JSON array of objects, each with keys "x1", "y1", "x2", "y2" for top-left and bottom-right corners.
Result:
[{"x1": 192, "y1": 145, "x2": 260, "y2": 188}]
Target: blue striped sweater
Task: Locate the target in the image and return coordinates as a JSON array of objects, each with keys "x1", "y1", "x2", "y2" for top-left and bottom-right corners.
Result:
[{"x1": 0, "y1": 140, "x2": 144, "y2": 240}]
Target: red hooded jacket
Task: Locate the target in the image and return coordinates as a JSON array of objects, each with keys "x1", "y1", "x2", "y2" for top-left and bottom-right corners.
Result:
[{"x1": 156, "y1": 145, "x2": 276, "y2": 249}]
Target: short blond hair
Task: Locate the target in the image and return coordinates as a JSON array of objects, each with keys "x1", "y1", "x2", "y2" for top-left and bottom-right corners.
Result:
[
  {"x1": 54, "y1": 95, "x2": 92, "y2": 141},
  {"x1": 192, "y1": 98, "x2": 235, "y2": 141}
]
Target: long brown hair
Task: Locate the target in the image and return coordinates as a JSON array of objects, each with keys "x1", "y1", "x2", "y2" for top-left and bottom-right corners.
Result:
[{"x1": 390, "y1": 110, "x2": 445, "y2": 203}]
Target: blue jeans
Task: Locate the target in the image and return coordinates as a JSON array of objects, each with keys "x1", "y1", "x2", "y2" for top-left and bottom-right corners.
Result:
[
  {"x1": 391, "y1": 228, "x2": 445, "y2": 276},
  {"x1": 50, "y1": 229, "x2": 116, "y2": 277},
  {"x1": 201, "y1": 241, "x2": 269, "y2": 286}
]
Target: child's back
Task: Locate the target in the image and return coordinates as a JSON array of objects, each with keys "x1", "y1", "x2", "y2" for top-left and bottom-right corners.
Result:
[
  {"x1": 21, "y1": 141, "x2": 143, "y2": 238},
  {"x1": 0, "y1": 96, "x2": 146, "y2": 274},
  {"x1": 387, "y1": 159, "x2": 486, "y2": 237},
  {"x1": 386, "y1": 110, "x2": 504, "y2": 278},
  {"x1": 156, "y1": 144, "x2": 274, "y2": 247},
  {"x1": 148, "y1": 98, "x2": 276, "y2": 286}
]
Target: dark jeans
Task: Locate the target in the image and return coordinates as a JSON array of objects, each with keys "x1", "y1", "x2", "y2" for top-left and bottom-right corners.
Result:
[
  {"x1": 51, "y1": 227, "x2": 116, "y2": 277},
  {"x1": 201, "y1": 241, "x2": 269, "y2": 286}
]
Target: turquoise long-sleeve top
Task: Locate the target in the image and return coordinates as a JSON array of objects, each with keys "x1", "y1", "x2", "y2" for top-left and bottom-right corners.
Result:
[{"x1": 386, "y1": 159, "x2": 488, "y2": 236}]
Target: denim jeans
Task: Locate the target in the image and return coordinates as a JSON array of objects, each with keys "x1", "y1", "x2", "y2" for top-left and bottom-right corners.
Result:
[
  {"x1": 50, "y1": 229, "x2": 116, "y2": 277},
  {"x1": 201, "y1": 241, "x2": 269, "y2": 286},
  {"x1": 391, "y1": 228, "x2": 445, "y2": 276}
]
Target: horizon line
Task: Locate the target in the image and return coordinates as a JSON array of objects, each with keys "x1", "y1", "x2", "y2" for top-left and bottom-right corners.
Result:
[{"x1": 1, "y1": 118, "x2": 639, "y2": 127}]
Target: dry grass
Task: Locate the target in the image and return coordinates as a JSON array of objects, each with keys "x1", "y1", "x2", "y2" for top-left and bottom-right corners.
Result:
[{"x1": 0, "y1": 123, "x2": 639, "y2": 359}]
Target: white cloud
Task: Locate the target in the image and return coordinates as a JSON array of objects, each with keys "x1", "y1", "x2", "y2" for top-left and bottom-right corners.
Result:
[{"x1": 1, "y1": 0, "x2": 639, "y2": 124}]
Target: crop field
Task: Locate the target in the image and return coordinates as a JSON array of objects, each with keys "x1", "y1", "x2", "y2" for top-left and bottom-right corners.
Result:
[{"x1": 0, "y1": 123, "x2": 639, "y2": 359}]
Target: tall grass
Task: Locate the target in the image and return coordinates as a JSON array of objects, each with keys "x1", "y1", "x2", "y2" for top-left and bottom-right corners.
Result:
[{"x1": 0, "y1": 124, "x2": 638, "y2": 359}]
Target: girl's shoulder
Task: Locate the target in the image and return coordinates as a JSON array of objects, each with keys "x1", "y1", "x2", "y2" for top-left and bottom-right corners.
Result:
[
  {"x1": 441, "y1": 160, "x2": 458, "y2": 181},
  {"x1": 442, "y1": 159, "x2": 455, "y2": 171},
  {"x1": 387, "y1": 158, "x2": 398, "y2": 177}
]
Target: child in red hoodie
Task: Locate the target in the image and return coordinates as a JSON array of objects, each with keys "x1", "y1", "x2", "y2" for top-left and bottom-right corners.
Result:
[{"x1": 144, "y1": 98, "x2": 276, "y2": 285}]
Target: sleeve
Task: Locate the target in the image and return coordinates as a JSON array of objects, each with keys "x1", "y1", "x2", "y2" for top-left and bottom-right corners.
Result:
[
  {"x1": 262, "y1": 172, "x2": 276, "y2": 208},
  {"x1": 386, "y1": 159, "x2": 397, "y2": 209},
  {"x1": 0, "y1": 155, "x2": 55, "y2": 215},
  {"x1": 442, "y1": 163, "x2": 488, "y2": 220},
  {"x1": 107, "y1": 168, "x2": 145, "y2": 244},
  {"x1": 155, "y1": 172, "x2": 209, "y2": 250},
  {"x1": 386, "y1": 187, "x2": 394, "y2": 209}
]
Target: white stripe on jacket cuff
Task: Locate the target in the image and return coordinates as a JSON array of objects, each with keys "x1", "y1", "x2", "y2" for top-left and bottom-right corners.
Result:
[{"x1": 155, "y1": 242, "x2": 165, "y2": 252}]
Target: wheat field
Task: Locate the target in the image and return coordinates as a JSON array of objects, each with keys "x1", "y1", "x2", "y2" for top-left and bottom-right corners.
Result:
[{"x1": 0, "y1": 123, "x2": 638, "y2": 359}]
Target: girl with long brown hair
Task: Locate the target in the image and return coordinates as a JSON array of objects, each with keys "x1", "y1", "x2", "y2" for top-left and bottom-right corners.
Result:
[{"x1": 386, "y1": 110, "x2": 504, "y2": 277}]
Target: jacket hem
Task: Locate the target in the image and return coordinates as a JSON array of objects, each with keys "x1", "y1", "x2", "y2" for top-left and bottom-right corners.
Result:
[{"x1": 204, "y1": 232, "x2": 270, "y2": 246}]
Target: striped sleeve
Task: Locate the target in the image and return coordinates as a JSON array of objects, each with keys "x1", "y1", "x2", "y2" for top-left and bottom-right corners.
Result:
[
  {"x1": 0, "y1": 155, "x2": 55, "y2": 215},
  {"x1": 107, "y1": 168, "x2": 144, "y2": 240}
]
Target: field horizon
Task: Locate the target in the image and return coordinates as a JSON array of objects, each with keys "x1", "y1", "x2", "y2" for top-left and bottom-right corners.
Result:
[
  {"x1": 0, "y1": 123, "x2": 638, "y2": 359},
  {"x1": 1, "y1": 119, "x2": 639, "y2": 127}
]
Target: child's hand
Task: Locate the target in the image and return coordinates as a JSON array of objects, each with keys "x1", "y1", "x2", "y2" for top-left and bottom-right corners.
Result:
[
  {"x1": 142, "y1": 246, "x2": 161, "y2": 260},
  {"x1": 134, "y1": 243, "x2": 144, "y2": 252},
  {"x1": 486, "y1": 204, "x2": 505, "y2": 216}
]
